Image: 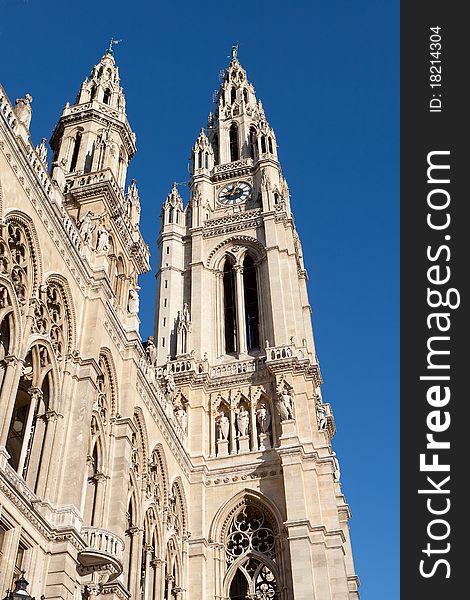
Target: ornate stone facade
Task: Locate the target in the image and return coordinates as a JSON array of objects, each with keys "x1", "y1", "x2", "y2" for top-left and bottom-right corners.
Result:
[{"x1": 0, "y1": 48, "x2": 359, "y2": 600}]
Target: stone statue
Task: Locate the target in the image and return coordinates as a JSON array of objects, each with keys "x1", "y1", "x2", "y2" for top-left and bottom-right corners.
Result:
[
  {"x1": 256, "y1": 403, "x2": 271, "y2": 433},
  {"x1": 175, "y1": 405, "x2": 187, "y2": 432},
  {"x1": 163, "y1": 369, "x2": 176, "y2": 404},
  {"x1": 180, "y1": 302, "x2": 190, "y2": 325},
  {"x1": 36, "y1": 138, "x2": 48, "y2": 164},
  {"x1": 128, "y1": 288, "x2": 139, "y2": 314},
  {"x1": 237, "y1": 406, "x2": 250, "y2": 437},
  {"x1": 332, "y1": 452, "x2": 341, "y2": 481},
  {"x1": 96, "y1": 220, "x2": 110, "y2": 254},
  {"x1": 217, "y1": 413, "x2": 230, "y2": 440},
  {"x1": 15, "y1": 94, "x2": 33, "y2": 128},
  {"x1": 277, "y1": 388, "x2": 294, "y2": 421},
  {"x1": 146, "y1": 336, "x2": 157, "y2": 365},
  {"x1": 315, "y1": 395, "x2": 327, "y2": 431},
  {"x1": 79, "y1": 211, "x2": 95, "y2": 245}
]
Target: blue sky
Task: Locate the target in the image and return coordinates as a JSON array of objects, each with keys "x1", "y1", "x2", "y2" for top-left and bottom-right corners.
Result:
[{"x1": 1, "y1": 1, "x2": 399, "y2": 597}]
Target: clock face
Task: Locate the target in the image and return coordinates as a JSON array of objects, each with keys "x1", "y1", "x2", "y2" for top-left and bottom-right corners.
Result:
[{"x1": 218, "y1": 181, "x2": 252, "y2": 205}]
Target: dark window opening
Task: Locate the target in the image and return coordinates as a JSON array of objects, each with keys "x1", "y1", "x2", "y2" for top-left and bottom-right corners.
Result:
[
  {"x1": 243, "y1": 88, "x2": 248, "y2": 105},
  {"x1": 103, "y1": 88, "x2": 111, "y2": 104},
  {"x1": 249, "y1": 127, "x2": 257, "y2": 160},
  {"x1": 268, "y1": 137, "x2": 274, "y2": 154},
  {"x1": 231, "y1": 87, "x2": 237, "y2": 105},
  {"x1": 243, "y1": 256, "x2": 260, "y2": 351},
  {"x1": 212, "y1": 133, "x2": 219, "y2": 165},
  {"x1": 70, "y1": 132, "x2": 82, "y2": 172},
  {"x1": 6, "y1": 389, "x2": 30, "y2": 471},
  {"x1": 261, "y1": 136, "x2": 267, "y2": 154},
  {"x1": 84, "y1": 142, "x2": 95, "y2": 174},
  {"x1": 90, "y1": 85, "x2": 97, "y2": 101},
  {"x1": 230, "y1": 123, "x2": 239, "y2": 162},
  {"x1": 223, "y1": 260, "x2": 237, "y2": 353},
  {"x1": 229, "y1": 569, "x2": 249, "y2": 600}
]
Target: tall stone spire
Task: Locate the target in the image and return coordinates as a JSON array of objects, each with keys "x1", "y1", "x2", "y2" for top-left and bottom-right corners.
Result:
[
  {"x1": 202, "y1": 52, "x2": 278, "y2": 167},
  {"x1": 49, "y1": 48, "x2": 136, "y2": 190}
]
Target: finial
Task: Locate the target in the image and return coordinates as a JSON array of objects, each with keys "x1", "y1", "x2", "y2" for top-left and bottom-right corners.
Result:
[
  {"x1": 231, "y1": 44, "x2": 239, "y2": 60},
  {"x1": 107, "y1": 38, "x2": 122, "y2": 55}
]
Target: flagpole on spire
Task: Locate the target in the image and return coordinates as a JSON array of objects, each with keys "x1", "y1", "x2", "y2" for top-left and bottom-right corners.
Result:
[{"x1": 107, "y1": 38, "x2": 122, "y2": 55}]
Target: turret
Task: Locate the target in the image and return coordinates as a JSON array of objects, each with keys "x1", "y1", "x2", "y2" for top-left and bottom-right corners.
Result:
[
  {"x1": 208, "y1": 48, "x2": 278, "y2": 166},
  {"x1": 49, "y1": 46, "x2": 136, "y2": 191},
  {"x1": 154, "y1": 184, "x2": 187, "y2": 364}
]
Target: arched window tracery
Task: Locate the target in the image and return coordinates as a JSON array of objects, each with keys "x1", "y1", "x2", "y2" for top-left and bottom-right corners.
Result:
[
  {"x1": 223, "y1": 259, "x2": 237, "y2": 354},
  {"x1": 220, "y1": 251, "x2": 261, "y2": 356},
  {"x1": 149, "y1": 445, "x2": 169, "y2": 511},
  {"x1": 224, "y1": 499, "x2": 281, "y2": 600},
  {"x1": 4, "y1": 220, "x2": 35, "y2": 309},
  {"x1": 243, "y1": 256, "x2": 260, "y2": 352},
  {"x1": 5, "y1": 344, "x2": 56, "y2": 492}
]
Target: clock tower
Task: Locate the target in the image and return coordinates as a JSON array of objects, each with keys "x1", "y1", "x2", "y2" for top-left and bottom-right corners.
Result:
[{"x1": 153, "y1": 49, "x2": 360, "y2": 599}]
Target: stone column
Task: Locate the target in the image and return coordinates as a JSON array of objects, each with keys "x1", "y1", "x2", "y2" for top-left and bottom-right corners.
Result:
[
  {"x1": 29, "y1": 409, "x2": 61, "y2": 496},
  {"x1": 229, "y1": 407, "x2": 237, "y2": 455},
  {"x1": 142, "y1": 544, "x2": 153, "y2": 600},
  {"x1": 234, "y1": 265, "x2": 247, "y2": 354},
  {"x1": 127, "y1": 527, "x2": 142, "y2": 597},
  {"x1": 215, "y1": 271, "x2": 224, "y2": 356},
  {"x1": 17, "y1": 386, "x2": 41, "y2": 476},
  {"x1": 93, "y1": 472, "x2": 108, "y2": 526},
  {"x1": 150, "y1": 558, "x2": 164, "y2": 600},
  {"x1": 209, "y1": 405, "x2": 216, "y2": 458},
  {"x1": 0, "y1": 356, "x2": 23, "y2": 446},
  {"x1": 250, "y1": 399, "x2": 258, "y2": 451}
]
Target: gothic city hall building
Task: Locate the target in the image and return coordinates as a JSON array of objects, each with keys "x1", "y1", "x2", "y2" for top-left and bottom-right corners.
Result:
[{"x1": 0, "y1": 48, "x2": 359, "y2": 600}]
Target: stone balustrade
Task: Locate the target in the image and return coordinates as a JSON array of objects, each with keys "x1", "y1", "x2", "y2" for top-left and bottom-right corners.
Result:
[
  {"x1": 63, "y1": 215, "x2": 82, "y2": 254},
  {"x1": 81, "y1": 527, "x2": 124, "y2": 567},
  {"x1": 0, "y1": 85, "x2": 17, "y2": 129},
  {"x1": 213, "y1": 158, "x2": 253, "y2": 173},
  {"x1": 210, "y1": 357, "x2": 264, "y2": 378},
  {"x1": 66, "y1": 168, "x2": 124, "y2": 201}
]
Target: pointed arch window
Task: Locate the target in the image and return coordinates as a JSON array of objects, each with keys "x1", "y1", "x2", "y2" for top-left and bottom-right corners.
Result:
[
  {"x1": 90, "y1": 84, "x2": 97, "y2": 101},
  {"x1": 225, "y1": 501, "x2": 279, "y2": 599},
  {"x1": 229, "y1": 123, "x2": 239, "y2": 162},
  {"x1": 103, "y1": 88, "x2": 111, "y2": 104},
  {"x1": 243, "y1": 256, "x2": 260, "y2": 351},
  {"x1": 231, "y1": 87, "x2": 237, "y2": 105},
  {"x1": 223, "y1": 259, "x2": 237, "y2": 354},
  {"x1": 70, "y1": 131, "x2": 82, "y2": 172},
  {"x1": 268, "y1": 137, "x2": 274, "y2": 154},
  {"x1": 243, "y1": 88, "x2": 248, "y2": 105},
  {"x1": 260, "y1": 136, "x2": 267, "y2": 154},
  {"x1": 5, "y1": 346, "x2": 53, "y2": 490},
  {"x1": 249, "y1": 127, "x2": 257, "y2": 160},
  {"x1": 212, "y1": 133, "x2": 219, "y2": 165}
]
